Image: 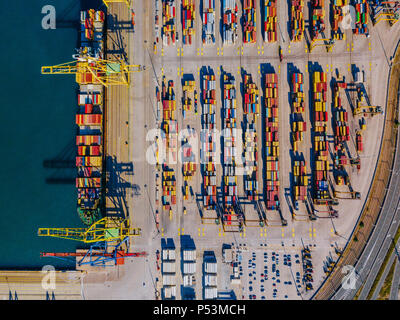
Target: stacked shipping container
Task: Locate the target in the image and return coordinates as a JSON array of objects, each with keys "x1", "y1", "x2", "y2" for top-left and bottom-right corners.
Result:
[
  {"x1": 222, "y1": 0, "x2": 238, "y2": 44},
  {"x1": 333, "y1": 82, "x2": 350, "y2": 151},
  {"x1": 264, "y1": 73, "x2": 280, "y2": 210},
  {"x1": 291, "y1": 72, "x2": 307, "y2": 151},
  {"x1": 352, "y1": 0, "x2": 369, "y2": 36},
  {"x1": 182, "y1": 0, "x2": 195, "y2": 45},
  {"x1": 264, "y1": 0, "x2": 277, "y2": 42},
  {"x1": 290, "y1": 0, "x2": 305, "y2": 41},
  {"x1": 312, "y1": 71, "x2": 331, "y2": 202},
  {"x1": 202, "y1": 0, "x2": 216, "y2": 44},
  {"x1": 222, "y1": 72, "x2": 238, "y2": 224},
  {"x1": 243, "y1": 73, "x2": 259, "y2": 201},
  {"x1": 331, "y1": 0, "x2": 346, "y2": 40},
  {"x1": 162, "y1": 0, "x2": 176, "y2": 45},
  {"x1": 243, "y1": 0, "x2": 256, "y2": 43},
  {"x1": 162, "y1": 79, "x2": 177, "y2": 208},
  {"x1": 311, "y1": 0, "x2": 325, "y2": 40},
  {"x1": 202, "y1": 72, "x2": 217, "y2": 209},
  {"x1": 290, "y1": 72, "x2": 308, "y2": 202}
]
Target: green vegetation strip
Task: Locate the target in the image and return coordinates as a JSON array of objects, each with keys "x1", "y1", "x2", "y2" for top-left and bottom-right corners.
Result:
[
  {"x1": 378, "y1": 260, "x2": 396, "y2": 300},
  {"x1": 365, "y1": 225, "x2": 400, "y2": 300}
]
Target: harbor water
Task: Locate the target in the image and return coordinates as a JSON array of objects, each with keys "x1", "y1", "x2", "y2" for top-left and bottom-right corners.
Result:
[{"x1": 0, "y1": 0, "x2": 102, "y2": 269}]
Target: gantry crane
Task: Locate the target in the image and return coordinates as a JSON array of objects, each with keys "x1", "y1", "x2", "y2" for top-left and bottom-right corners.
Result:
[
  {"x1": 102, "y1": 0, "x2": 131, "y2": 8},
  {"x1": 309, "y1": 38, "x2": 335, "y2": 53},
  {"x1": 333, "y1": 190, "x2": 361, "y2": 199},
  {"x1": 353, "y1": 104, "x2": 383, "y2": 116},
  {"x1": 41, "y1": 51, "x2": 142, "y2": 87},
  {"x1": 372, "y1": 1, "x2": 400, "y2": 26},
  {"x1": 40, "y1": 237, "x2": 147, "y2": 267},
  {"x1": 38, "y1": 217, "x2": 141, "y2": 243}
]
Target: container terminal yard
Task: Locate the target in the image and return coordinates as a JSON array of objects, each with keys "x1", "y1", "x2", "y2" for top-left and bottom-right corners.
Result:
[{"x1": 2, "y1": 0, "x2": 400, "y2": 301}]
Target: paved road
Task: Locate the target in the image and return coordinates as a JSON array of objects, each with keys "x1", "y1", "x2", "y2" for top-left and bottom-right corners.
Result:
[
  {"x1": 333, "y1": 115, "x2": 400, "y2": 300},
  {"x1": 390, "y1": 259, "x2": 400, "y2": 299}
]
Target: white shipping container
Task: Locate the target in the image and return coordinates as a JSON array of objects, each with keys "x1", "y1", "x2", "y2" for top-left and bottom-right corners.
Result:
[
  {"x1": 163, "y1": 285, "x2": 176, "y2": 298},
  {"x1": 204, "y1": 274, "x2": 217, "y2": 286},
  {"x1": 183, "y1": 249, "x2": 196, "y2": 261},
  {"x1": 162, "y1": 261, "x2": 176, "y2": 274},
  {"x1": 183, "y1": 275, "x2": 193, "y2": 286},
  {"x1": 205, "y1": 261, "x2": 217, "y2": 274},
  {"x1": 162, "y1": 274, "x2": 176, "y2": 286},
  {"x1": 183, "y1": 262, "x2": 196, "y2": 274},
  {"x1": 168, "y1": 249, "x2": 176, "y2": 260},
  {"x1": 204, "y1": 286, "x2": 218, "y2": 300}
]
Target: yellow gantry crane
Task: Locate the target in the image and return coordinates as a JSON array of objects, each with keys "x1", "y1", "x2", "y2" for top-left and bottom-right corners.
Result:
[
  {"x1": 38, "y1": 217, "x2": 141, "y2": 243},
  {"x1": 102, "y1": 0, "x2": 131, "y2": 8},
  {"x1": 41, "y1": 53, "x2": 142, "y2": 88},
  {"x1": 309, "y1": 39, "x2": 335, "y2": 53},
  {"x1": 353, "y1": 105, "x2": 383, "y2": 116}
]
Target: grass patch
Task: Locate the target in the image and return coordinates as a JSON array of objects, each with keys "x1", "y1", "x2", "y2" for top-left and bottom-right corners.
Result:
[
  {"x1": 366, "y1": 225, "x2": 400, "y2": 299},
  {"x1": 377, "y1": 260, "x2": 396, "y2": 300}
]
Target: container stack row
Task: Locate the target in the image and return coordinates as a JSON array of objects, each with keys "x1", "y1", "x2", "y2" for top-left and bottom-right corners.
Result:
[
  {"x1": 243, "y1": 0, "x2": 257, "y2": 43},
  {"x1": 264, "y1": 73, "x2": 280, "y2": 210},
  {"x1": 331, "y1": 0, "x2": 346, "y2": 40},
  {"x1": 202, "y1": 0, "x2": 216, "y2": 44},
  {"x1": 162, "y1": 79, "x2": 178, "y2": 162},
  {"x1": 222, "y1": 72, "x2": 238, "y2": 224},
  {"x1": 243, "y1": 73, "x2": 259, "y2": 201},
  {"x1": 352, "y1": 0, "x2": 369, "y2": 36},
  {"x1": 203, "y1": 255, "x2": 218, "y2": 300},
  {"x1": 333, "y1": 82, "x2": 350, "y2": 151},
  {"x1": 311, "y1": 0, "x2": 325, "y2": 41},
  {"x1": 291, "y1": 72, "x2": 307, "y2": 152},
  {"x1": 162, "y1": 79, "x2": 177, "y2": 209},
  {"x1": 162, "y1": 247, "x2": 177, "y2": 299},
  {"x1": 162, "y1": 0, "x2": 176, "y2": 45},
  {"x1": 182, "y1": 0, "x2": 195, "y2": 45},
  {"x1": 222, "y1": 0, "x2": 238, "y2": 44},
  {"x1": 312, "y1": 71, "x2": 331, "y2": 202},
  {"x1": 290, "y1": 72, "x2": 308, "y2": 202},
  {"x1": 290, "y1": 0, "x2": 304, "y2": 41},
  {"x1": 201, "y1": 72, "x2": 217, "y2": 210},
  {"x1": 293, "y1": 161, "x2": 308, "y2": 201},
  {"x1": 264, "y1": 0, "x2": 277, "y2": 42},
  {"x1": 162, "y1": 166, "x2": 177, "y2": 209}
]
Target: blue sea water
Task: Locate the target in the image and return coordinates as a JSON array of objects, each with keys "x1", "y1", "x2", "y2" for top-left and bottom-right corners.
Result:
[{"x1": 0, "y1": 0, "x2": 102, "y2": 269}]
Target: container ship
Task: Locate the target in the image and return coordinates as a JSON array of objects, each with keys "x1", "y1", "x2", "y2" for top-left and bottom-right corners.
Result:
[{"x1": 76, "y1": 9, "x2": 105, "y2": 226}]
